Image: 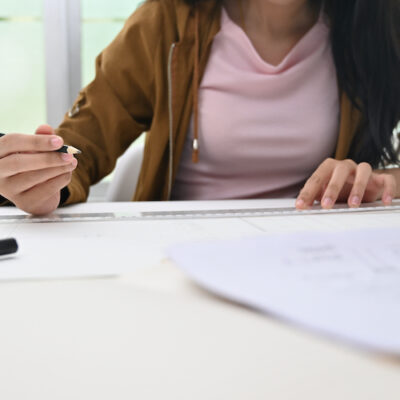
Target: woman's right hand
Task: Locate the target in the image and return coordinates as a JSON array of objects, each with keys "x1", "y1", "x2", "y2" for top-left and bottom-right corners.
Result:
[{"x1": 0, "y1": 124, "x2": 78, "y2": 215}]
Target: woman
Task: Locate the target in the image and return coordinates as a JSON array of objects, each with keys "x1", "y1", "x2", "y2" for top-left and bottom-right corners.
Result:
[{"x1": 0, "y1": 0, "x2": 399, "y2": 215}]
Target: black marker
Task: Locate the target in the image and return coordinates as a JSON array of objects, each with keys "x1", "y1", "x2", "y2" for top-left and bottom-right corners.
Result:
[
  {"x1": 0, "y1": 238, "x2": 18, "y2": 256},
  {"x1": 0, "y1": 133, "x2": 81, "y2": 155}
]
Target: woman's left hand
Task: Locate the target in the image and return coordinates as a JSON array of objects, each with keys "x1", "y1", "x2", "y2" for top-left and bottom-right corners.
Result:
[{"x1": 295, "y1": 158, "x2": 396, "y2": 210}]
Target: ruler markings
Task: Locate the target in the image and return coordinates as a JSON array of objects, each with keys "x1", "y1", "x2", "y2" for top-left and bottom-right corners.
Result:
[{"x1": 1, "y1": 205, "x2": 400, "y2": 224}]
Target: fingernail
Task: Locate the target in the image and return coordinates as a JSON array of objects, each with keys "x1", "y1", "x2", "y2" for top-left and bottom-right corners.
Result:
[
  {"x1": 70, "y1": 158, "x2": 78, "y2": 168},
  {"x1": 322, "y1": 197, "x2": 333, "y2": 208},
  {"x1": 350, "y1": 196, "x2": 360, "y2": 206},
  {"x1": 296, "y1": 199, "x2": 305, "y2": 208},
  {"x1": 383, "y1": 195, "x2": 393, "y2": 204},
  {"x1": 62, "y1": 153, "x2": 73, "y2": 161},
  {"x1": 51, "y1": 137, "x2": 63, "y2": 148}
]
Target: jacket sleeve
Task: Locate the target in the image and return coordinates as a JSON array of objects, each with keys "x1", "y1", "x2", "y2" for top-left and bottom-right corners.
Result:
[{"x1": 57, "y1": 2, "x2": 161, "y2": 205}]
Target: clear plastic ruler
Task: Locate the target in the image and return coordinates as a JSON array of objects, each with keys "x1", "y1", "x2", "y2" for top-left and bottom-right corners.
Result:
[{"x1": 1, "y1": 204, "x2": 400, "y2": 224}]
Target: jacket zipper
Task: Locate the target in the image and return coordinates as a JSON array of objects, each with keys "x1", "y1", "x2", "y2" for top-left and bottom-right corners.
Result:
[{"x1": 167, "y1": 42, "x2": 177, "y2": 200}]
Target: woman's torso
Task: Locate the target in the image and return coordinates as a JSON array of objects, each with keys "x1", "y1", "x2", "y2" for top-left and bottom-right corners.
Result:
[{"x1": 171, "y1": 7, "x2": 339, "y2": 200}]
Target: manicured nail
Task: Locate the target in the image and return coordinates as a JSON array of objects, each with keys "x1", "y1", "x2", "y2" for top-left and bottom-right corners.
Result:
[
  {"x1": 296, "y1": 199, "x2": 305, "y2": 208},
  {"x1": 350, "y1": 196, "x2": 360, "y2": 206},
  {"x1": 51, "y1": 137, "x2": 63, "y2": 148},
  {"x1": 322, "y1": 197, "x2": 333, "y2": 208},
  {"x1": 62, "y1": 153, "x2": 73, "y2": 161},
  {"x1": 383, "y1": 195, "x2": 393, "y2": 204}
]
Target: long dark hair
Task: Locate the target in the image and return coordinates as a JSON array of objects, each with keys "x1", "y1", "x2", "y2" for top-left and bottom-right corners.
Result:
[{"x1": 184, "y1": 0, "x2": 400, "y2": 167}]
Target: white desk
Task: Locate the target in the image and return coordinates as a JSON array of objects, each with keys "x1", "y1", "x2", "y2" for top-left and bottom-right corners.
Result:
[{"x1": 0, "y1": 200, "x2": 399, "y2": 399}]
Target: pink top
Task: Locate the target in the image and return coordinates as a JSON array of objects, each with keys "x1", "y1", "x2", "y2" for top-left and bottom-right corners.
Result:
[{"x1": 171, "y1": 8, "x2": 339, "y2": 200}]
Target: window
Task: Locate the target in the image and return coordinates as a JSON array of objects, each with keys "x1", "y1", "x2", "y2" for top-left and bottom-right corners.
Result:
[
  {"x1": 40, "y1": 0, "x2": 142, "y2": 126},
  {"x1": 0, "y1": 0, "x2": 46, "y2": 134}
]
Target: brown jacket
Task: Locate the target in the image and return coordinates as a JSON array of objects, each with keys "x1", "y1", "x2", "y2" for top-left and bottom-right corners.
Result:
[{"x1": 58, "y1": 0, "x2": 362, "y2": 204}]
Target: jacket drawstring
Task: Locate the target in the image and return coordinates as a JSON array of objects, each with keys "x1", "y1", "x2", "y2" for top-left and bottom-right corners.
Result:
[{"x1": 192, "y1": 6, "x2": 200, "y2": 163}]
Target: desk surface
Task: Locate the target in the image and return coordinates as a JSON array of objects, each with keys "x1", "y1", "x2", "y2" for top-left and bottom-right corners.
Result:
[{"x1": 0, "y1": 200, "x2": 399, "y2": 399}]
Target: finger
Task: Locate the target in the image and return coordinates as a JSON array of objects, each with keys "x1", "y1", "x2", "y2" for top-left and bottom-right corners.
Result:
[
  {"x1": 380, "y1": 174, "x2": 396, "y2": 205},
  {"x1": 296, "y1": 159, "x2": 335, "y2": 209},
  {"x1": 361, "y1": 173, "x2": 385, "y2": 203},
  {"x1": 0, "y1": 133, "x2": 64, "y2": 158},
  {"x1": 0, "y1": 152, "x2": 74, "y2": 178},
  {"x1": 347, "y1": 162, "x2": 372, "y2": 207},
  {"x1": 14, "y1": 172, "x2": 72, "y2": 213},
  {"x1": 22, "y1": 192, "x2": 61, "y2": 216},
  {"x1": 6, "y1": 159, "x2": 77, "y2": 196},
  {"x1": 35, "y1": 124, "x2": 55, "y2": 135},
  {"x1": 28, "y1": 125, "x2": 56, "y2": 155},
  {"x1": 321, "y1": 160, "x2": 356, "y2": 209}
]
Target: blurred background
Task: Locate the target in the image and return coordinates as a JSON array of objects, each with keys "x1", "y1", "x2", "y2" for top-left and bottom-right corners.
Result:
[{"x1": 0, "y1": 0, "x2": 142, "y2": 133}]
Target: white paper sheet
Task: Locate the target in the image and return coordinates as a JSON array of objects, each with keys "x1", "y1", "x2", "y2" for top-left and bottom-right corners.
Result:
[
  {"x1": 0, "y1": 201, "x2": 263, "y2": 280},
  {"x1": 1, "y1": 200, "x2": 400, "y2": 282},
  {"x1": 168, "y1": 228, "x2": 400, "y2": 355}
]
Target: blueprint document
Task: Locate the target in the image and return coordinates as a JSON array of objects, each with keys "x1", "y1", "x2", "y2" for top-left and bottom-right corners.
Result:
[{"x1": 169, "y1": 228, "x2": 400, "y2": 355}]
